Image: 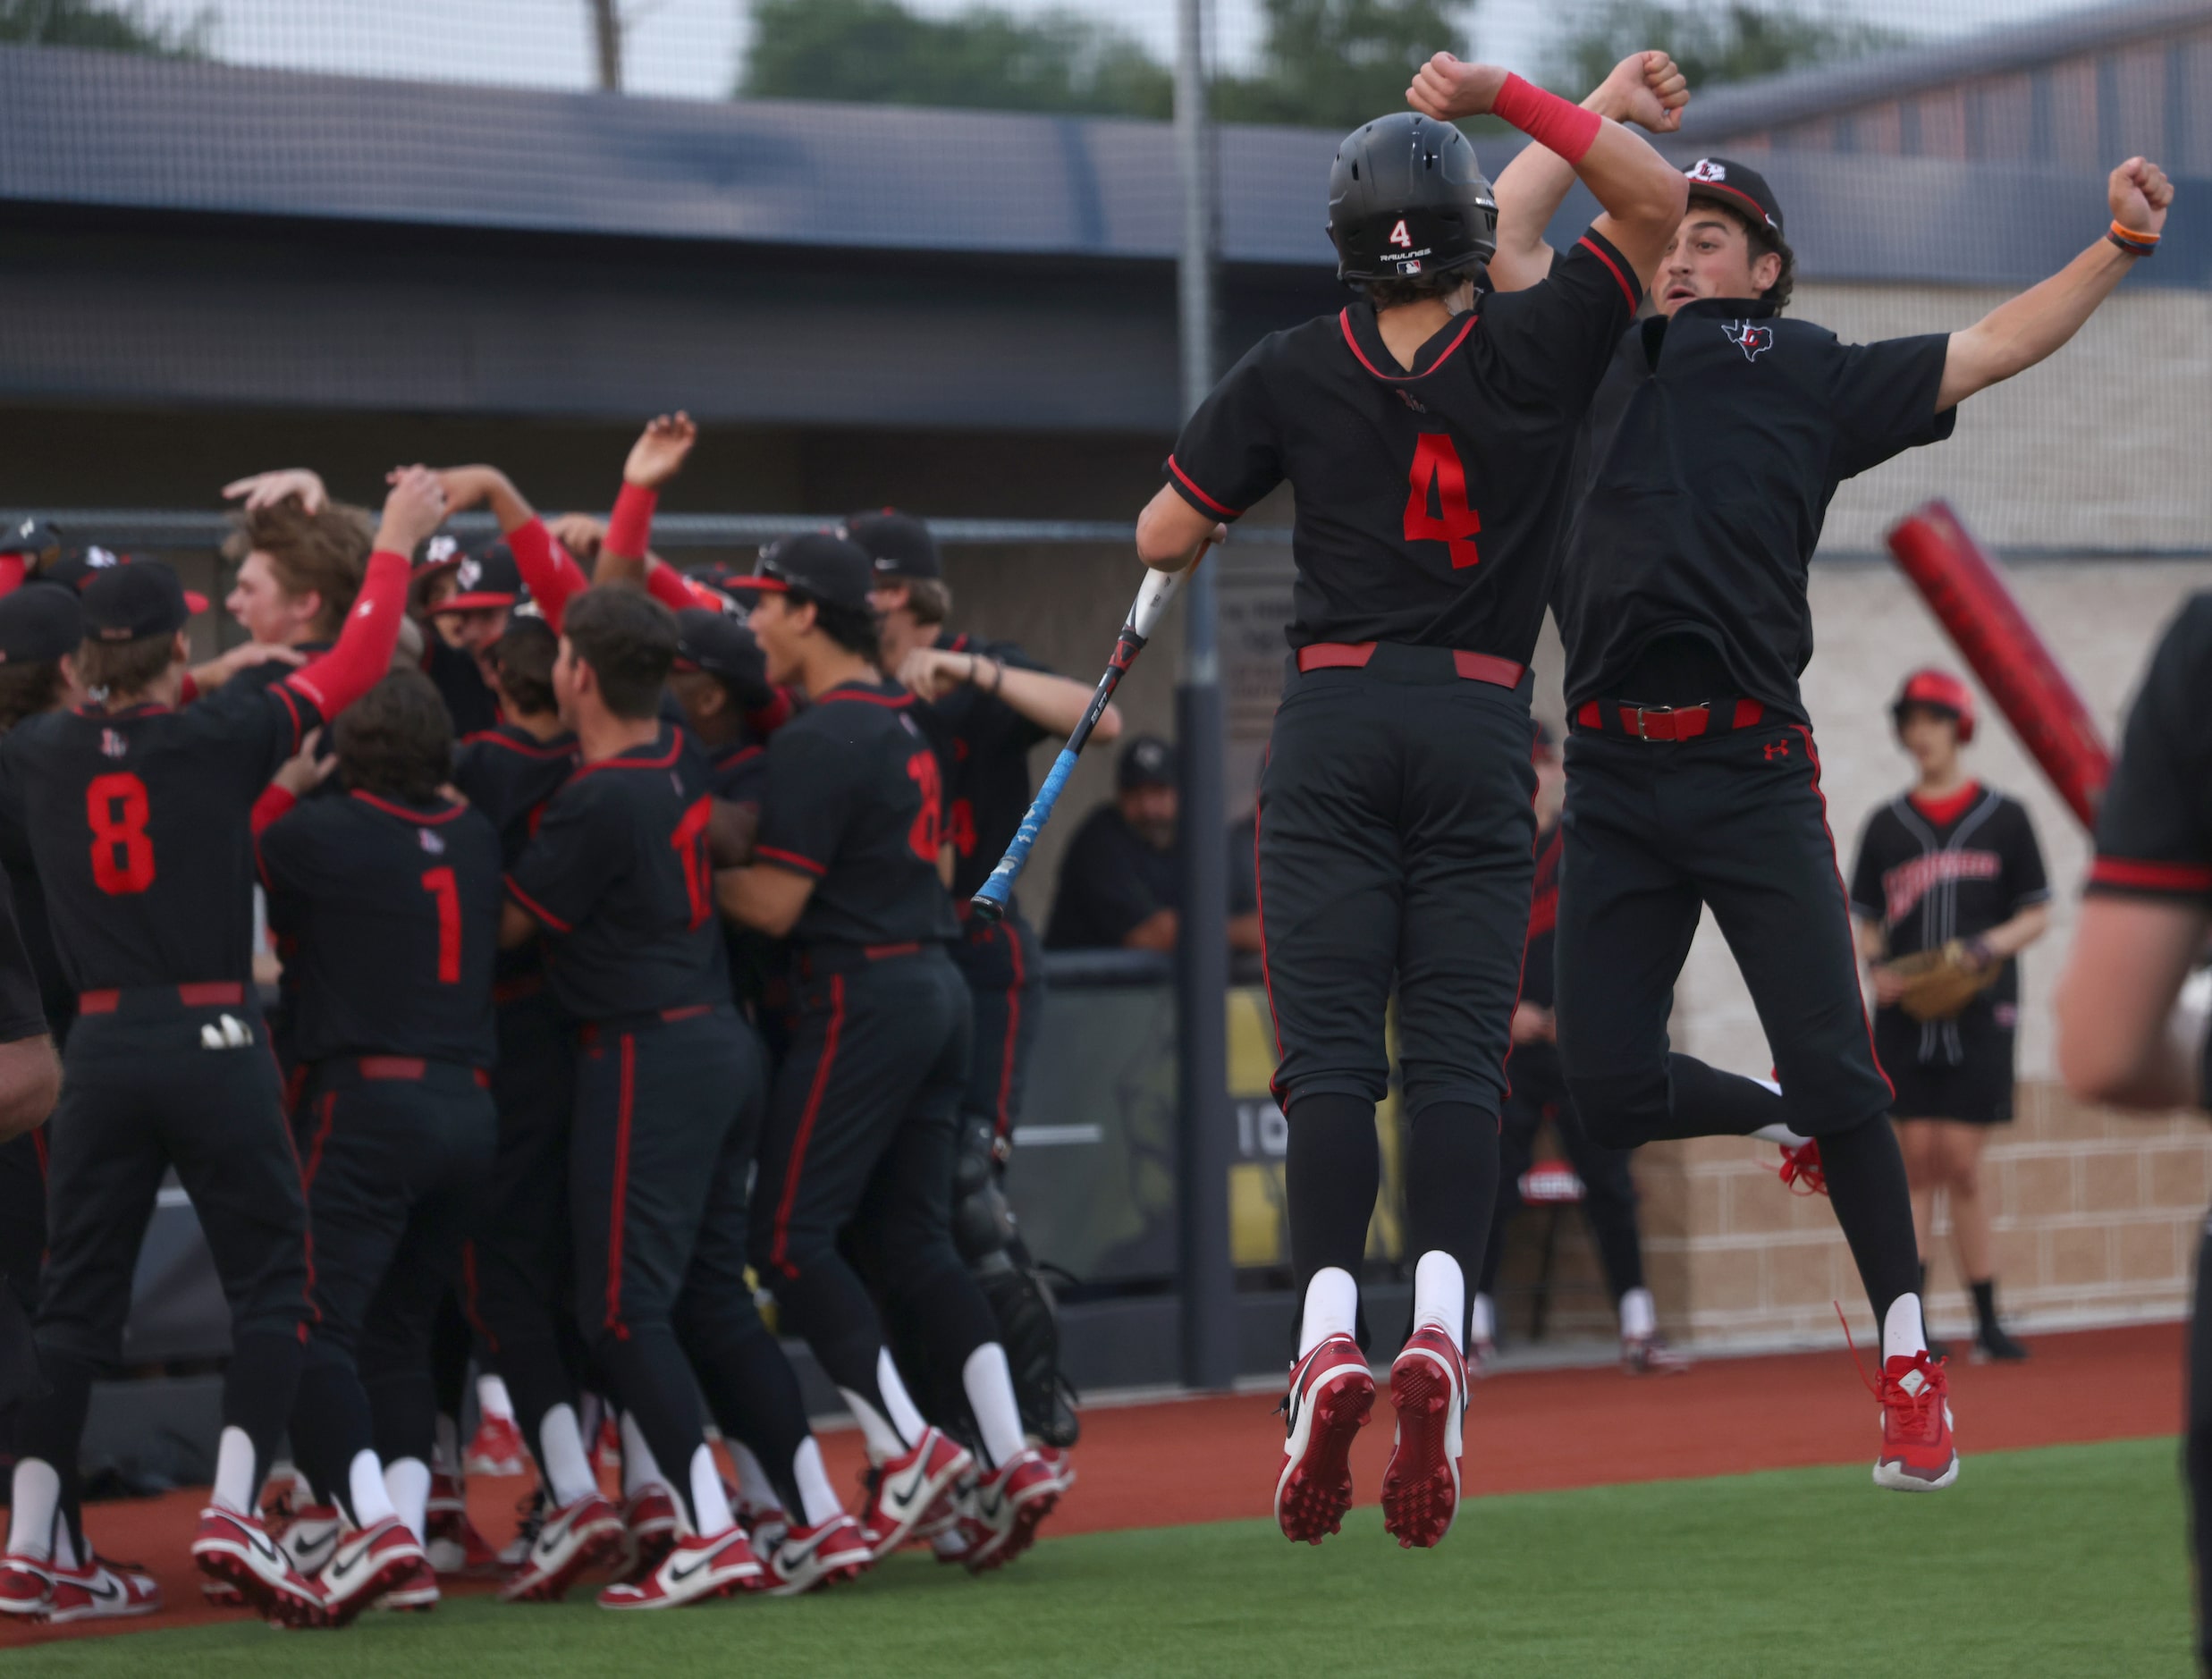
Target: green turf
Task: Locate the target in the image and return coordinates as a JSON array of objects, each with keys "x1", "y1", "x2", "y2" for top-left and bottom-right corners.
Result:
[{"x1": 12, "y1": 1438, "x2": 2192, "y2": 1677}]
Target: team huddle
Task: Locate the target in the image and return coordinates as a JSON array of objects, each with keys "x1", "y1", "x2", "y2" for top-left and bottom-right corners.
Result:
[
  {"x1": 0, "y1": 417, "x2": 1101, "y2": 1624},
  {"x1": 0, "y1": 32, "x2": 2199, "y2": 1639}
]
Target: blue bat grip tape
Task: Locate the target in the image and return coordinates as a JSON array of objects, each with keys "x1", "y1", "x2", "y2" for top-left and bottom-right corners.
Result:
[{"x1": 971, "y1": 745, "x2": 1080, "y2": 909}]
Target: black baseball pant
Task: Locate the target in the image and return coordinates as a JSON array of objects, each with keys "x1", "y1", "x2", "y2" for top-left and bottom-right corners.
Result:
[
  {"x1": 1255, "y1": 649, "x2": 1532, "y2": 1335},
  {"x1": 1477, "y1": 1050, "x2": 1644, "y2": 1307},
  {"x1": 570, "y1": 1004, "x2": 815, "y2": 1525},
  {"x1": 470, "y1": 978, "x2": 595, "y2": 1483},
  {"x1": 18, "y1": 989, "x2": 309, "y2": 1527},
  {"x1": 950, "y1": 909, "x2": 1044, "y2": 1145},
  {"x1": 0, "y1": 1128, "x2": 44, "y2": 1322},
  {"x1": 752, "y1": 947, "x2": 1000, "y2": 1448},
  {"x1": 286, "y1": 1058, "x2": 496, "y2": 1516},
  {"x1": 1555, "y1": 722, "x2": 1919, "y2": 1325}
]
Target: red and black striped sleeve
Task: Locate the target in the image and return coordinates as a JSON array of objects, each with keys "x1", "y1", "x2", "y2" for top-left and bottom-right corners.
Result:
[{"x1": 2088, "y1": 594, "x2": 2212, "y2": 905}]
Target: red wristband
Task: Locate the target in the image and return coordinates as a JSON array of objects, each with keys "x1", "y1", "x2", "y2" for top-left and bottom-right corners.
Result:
[
  {"x1": 1491, "y1": 73, "x2": 1601, "y2": 165},
  {"x1": 607, "y1": 482, "x2": 657, "y2": 560}
]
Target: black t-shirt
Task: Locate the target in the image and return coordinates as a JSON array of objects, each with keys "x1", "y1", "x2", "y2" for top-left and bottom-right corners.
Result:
[
  {"x1": 258, "y1": 789, "x2": 502, "y2": 1067},
  {"x1": 754, "y1": 682, "x2": 958, "y2": 949},
  {"x1": 2086, "y1": 594, "x2": 2212, "y2": 1100},
  {"x1": 505, "y1": 722, "x2": 730, "y2": 1021},
  {"x1": 425, "y1": 637, "x2": 502, "y2": 739},
  {"x1": 1850, "y1": 784, "x2": 2048, "y2": 1047},
  {"x1": 451, "y1": 722, "x2": 579, "y2": 983},
  {"x1": 1556, "y1": 300, "x2": 1957, "y2": 715},
  {"x1": 916, "y1": 631, "x2": 1052, "y2": 904},
  {"x1": 0, "y1": 680, "x2": 322, "y2": 991},
  {"x1": 1043, "y1": 804, "x2": 1180, "y2": 950},
  {"x1": 1163, "y1": 229, "x2": 1643, "y2": 659}
]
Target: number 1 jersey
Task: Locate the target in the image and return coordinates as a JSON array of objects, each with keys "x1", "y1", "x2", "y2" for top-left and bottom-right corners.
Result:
[{"x1": 1161, "y1": 227, "x2": 1642, "y2": 660}]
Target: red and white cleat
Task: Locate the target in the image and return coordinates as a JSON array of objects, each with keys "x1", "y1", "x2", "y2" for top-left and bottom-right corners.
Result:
[
  {"x1": 317, "y1": 1515, "x2": 429, "y2": 1627},
  {"x1": 616, "y1": 1484, "x2": 681, "y2": 1583},
  {"x1": 425, "y1": 1472, "x2": 499, "y2": 1577},
  {"x1": 858, "y1": 1427, "x2": 974, "y2": 1562},
  {"x1": 45, "y1": 1555, "x2": 163, "y2": 1624},
  {"x1": 1034, "y1": 1444, "x2": 1076, "y2": 1498},
  {"x1": 1380, "y1": 1324, "x2": 1466, "y2": 1549},
  {"x1": 0, "y1": 1553, "x2": 54, "y2": 1619},
  {"x1": 191, "y1": 1506, "x2": 327, "y2": 1628},
  {"x1": 1273, "y1": 1332, "x2": 1374, "y2": 1546},
  {"x1": 958, "y1": 1448, "x2": 1060, "y2": 1574},
  {"x1": 274, "y1": 1502, "x2": 343, "y2": 1580},
  {"x1": 738, "y1": 1496, "x2": 789, "y2": 1559},
  {"x1": 500, "y1": 1491, "x2": 623, "y2": 1602},
  {"x1": 596, "y1": 1526, "x2": 761, "y2": 1609},
  {"x1": 377, "y1": 1557, "x2": 442, "y2": 1612},
  {"x1": 765, "y1": 1515, "x2": 874, "y2": 1596},
  {"x1": 1777, "y1": 1140, "x2": 1828, "y2": 1197},
  {"x1": 1872, "y1": 1350, "x2": 1958, "y2": 1491},
  {"x1": 1622, "y1": 1334, "x2": 1693, "y2": 1375},
  {"x1": 465, "y1": 1413, "x2": 529, "y2": 1479}
]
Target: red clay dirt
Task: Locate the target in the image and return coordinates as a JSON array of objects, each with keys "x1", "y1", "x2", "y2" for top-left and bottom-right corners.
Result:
[{"x1": 4, "y1": 1320, "x2": 2183, "y2": 1649}]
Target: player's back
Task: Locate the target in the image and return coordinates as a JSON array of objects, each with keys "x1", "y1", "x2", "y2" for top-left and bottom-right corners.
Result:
[{"x1": 258, "y1": 789, "x2": 502, "y2": 1067}]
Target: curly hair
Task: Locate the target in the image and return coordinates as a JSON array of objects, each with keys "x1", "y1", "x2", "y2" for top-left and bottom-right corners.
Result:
[
  {"x1": 333, "y1": 669, "x2": 453, "y2": 805},
  {"x1": 0, "y1": 662, "x2": 66, "y2": 734}
]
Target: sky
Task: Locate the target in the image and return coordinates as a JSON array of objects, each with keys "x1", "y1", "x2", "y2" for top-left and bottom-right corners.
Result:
[{"x1": 126, "y1": 0, "x2": 2116, "y2": 103}]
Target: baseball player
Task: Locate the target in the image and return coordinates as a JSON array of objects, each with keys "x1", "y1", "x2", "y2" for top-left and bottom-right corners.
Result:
[
  {"x1": 1136, "y1": 57, "x2": 1687, "y2": 1548},
  {"x1": 856, "y1": 507, "x2": 1111, "y2": 1457},
  {"x1": 716, "y1": 533, "x2": 1061, "y2": 1572},
  {"x1": 1482, "y1": 51, "x2": 2173, "y2": 1486},
  {"x1": 218, "y1": 471, "x2": 371, "y2": 656},
  {"x1": 254, "y1": 670, "x2": 505, "y2": 1623},
  {"x1": 2053, "y1": 593, "x2": 2212, "y2": 1670},
  {"x1": 501, "y1": 584, "x2": 870, "y2": 1606},
  {"x1": 1850, "y1": 672, "x2": 2048, "y2": 1363},
  {"x1": 419, "y1": 537, "x2": 522, "y2": 736},
  {"x1": 1472, "y1": 723, "x2": 1684, "y2": 1376},
  {"x1": 0, "y1": 471, "x2": 432, "y2": 1626}
]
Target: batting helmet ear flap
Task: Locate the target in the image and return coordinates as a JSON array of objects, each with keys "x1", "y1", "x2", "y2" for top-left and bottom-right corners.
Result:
[{"x1": 1892, "y1": 669, "x2": 1976, "y2": 743}]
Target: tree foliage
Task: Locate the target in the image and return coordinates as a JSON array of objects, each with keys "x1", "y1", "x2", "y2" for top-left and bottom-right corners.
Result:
[
  {"x1": 0, "y1": 0, "x2": 211, "y2": 55},
  {"x1": 1212, "y1": 0, "x2": 1473, "y2": 130},
  {"x1": 1550, "y1": 0, "x2": 1906, "y2": 93}
]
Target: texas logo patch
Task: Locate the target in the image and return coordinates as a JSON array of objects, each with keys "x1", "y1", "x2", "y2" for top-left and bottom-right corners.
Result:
[{"x1": 1721, "y1": 319, "x2": 1774, "y2": 361}]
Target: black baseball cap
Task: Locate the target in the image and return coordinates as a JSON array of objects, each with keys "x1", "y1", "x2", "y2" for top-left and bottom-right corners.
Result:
[
  {"x1": 1683, "y1": 156, "x2": 1784, "y2": 237},
  {"x1": 436, "y1": 541, "x2": 523, "y2": 613},
  {"x1": 752, "y1": 532, "x2": 875, "y2": 613},
  {"x1": 1119, "y1": 734, "x2": 1178, "y2": 791},
  {"x1": 0, "y1": 582, "x2": 82, "y2": 664},
  {"x1": 673, "y1": 606, "x2": 767, "y2": 692},
  {"x1": 46, "y1": 544, "x2": 209, "y2": 614},
  {"x1": 843, "y1": 510, "x2": 941, "y2": 582},
  {"x1": 0, "y1": 518, "x2": 63, "y2": 567},
  {"x1": 81, "y1": 559, "x2": 201, "y2": 643}
]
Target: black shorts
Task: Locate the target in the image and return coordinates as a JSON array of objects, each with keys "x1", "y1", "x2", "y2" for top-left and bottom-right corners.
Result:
[
  {"x1": 1255, "y1": 647, "x2": 1536, "y2": 1118},
  {"x1": 1878, "y1": 1008, "x2": 2015, "y2": 1126}
]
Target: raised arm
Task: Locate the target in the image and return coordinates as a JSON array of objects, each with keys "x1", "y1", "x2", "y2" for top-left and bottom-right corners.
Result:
[
  {"x1": 432, "y1": 463, "x2": 588, "y2": 632},
  {"x1": 1406, "y1": 55, "x2": 1688, "y2": 286},
  {"x1": 286, "y1": 469, "x2": 441, "y2": 722},
  {"x1": 596, "y1": 412, "x2": 716, "y2": 616},
  {"x1": 1485, "y1": 52, "x2": 1687, "y2": 293},
  {"x1": 1938, "y1": 158, "x2": 2173, "y2": 409}
]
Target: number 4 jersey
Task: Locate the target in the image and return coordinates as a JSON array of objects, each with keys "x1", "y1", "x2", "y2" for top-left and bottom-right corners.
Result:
[
  {"x1": 752, "y1": 681, "x2": 958, "y2": 949},
  {"x1": 1161, "y1": 226, "x2": 1643, "y2": 659}
]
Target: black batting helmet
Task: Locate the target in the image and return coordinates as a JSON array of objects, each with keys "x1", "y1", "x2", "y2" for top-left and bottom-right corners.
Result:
[{"x1": 1327, "y1": 112, "x2": 1498, "y2": 286}]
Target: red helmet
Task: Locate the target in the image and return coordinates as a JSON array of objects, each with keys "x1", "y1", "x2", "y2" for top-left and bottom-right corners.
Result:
[{"x1": 1892, "y1": 668, "x2": 1975, "y2": 742}]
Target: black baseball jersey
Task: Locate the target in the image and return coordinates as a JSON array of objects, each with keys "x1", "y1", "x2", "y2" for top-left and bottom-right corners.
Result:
[
  {"x1": 258, "y1": 789, "x2": 502, "y2": 1067},
  {"x1": 1556, "y1": 300, "x2": 1957, "y2": 716},
  {"x1": 505, "y1": 722, "x2": 730, "y2": 1020},
  {"x1": 1163, "y1": 228, "x2": 1642, "y2": 659},
  {"x1": 704, "y1": 734, "x2": 782, "y2": 1008},
  {"x1": 451, "y1": 724, "x2": 578, "y2": 985},
  {"x1": 0, "y1": 870, "x2": 49, "y2": 1045},
  {"x1": 424, "y1": 637, "x2": 502, "y2": 739},
  {"x1": 916, "y1": 631, "x2": 1051, "y2": 902},
  {"x1": 753, "y1": 682, "x2": 958, "y2": 949},
  {"x1": 2086, "y1": 593, "x2": 2212, "y2": 1098},
  {"x1": 0, "y1": 681, "x2": 322, "y2": 991},
  {"x1": 1522, "y1": 820, "x2": 1563, "y2": 1011},
  {"x1": 1043, "y1": 804, "x2": 1180, "y2": 950},
  {"x1": 0, "y1": 824, "x2": 71, "y2": 1034}
]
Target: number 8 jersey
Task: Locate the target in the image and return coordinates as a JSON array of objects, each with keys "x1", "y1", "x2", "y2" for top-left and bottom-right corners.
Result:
[
  {"x1": 1161, "y1": 225, "x2": 1641, "y2": 660},
  {"x1": 751, "y1": 681, "x2": 958, "y2": 949}
]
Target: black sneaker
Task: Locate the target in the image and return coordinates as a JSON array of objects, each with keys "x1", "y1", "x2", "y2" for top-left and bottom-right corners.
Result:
[{"x1": 1973, "y1": 1322, "x2": 2030, "y2": 1362}]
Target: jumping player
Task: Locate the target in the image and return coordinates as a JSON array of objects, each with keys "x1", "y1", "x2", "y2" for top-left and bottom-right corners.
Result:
[
  {"x1": 256, "y1": 670, "x2": 504, "y2": 1622},
  {"x1": 2053, "y1": 593, "x2": 2212, "y2": 1669},
  {"x1": 1850, "y1": 671, "x2": 2048, "y2": 1362},
  {"x1": 1133, "y1": 59, "x2": 1688, "y2": 1548},
  {"x1": 0, "y1": 471, "x2": 433, "y2": 1625},
  {"x1": 1478, "y1": 51, "x2": 2174, "y2": 1485},
  {"x1": 716, "y1": 533, "x2": 1061, "y2": 1570},
  {"x1": 856, "y1": 506, "x2": 1111, "y2": 1457},
  {"x1": 502, "y1": 585, "x2": 868, "y2": 1606}
]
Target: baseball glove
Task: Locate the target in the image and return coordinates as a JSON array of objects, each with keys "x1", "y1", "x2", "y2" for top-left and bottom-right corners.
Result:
[{"x1": 1887, "y1": 939, "x2": 1998, "y2": 1024}]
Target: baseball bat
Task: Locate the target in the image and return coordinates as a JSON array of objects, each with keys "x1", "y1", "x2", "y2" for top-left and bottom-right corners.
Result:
[
  {"x1": 1885, "y1": 500, "x2": 2112, "y2": 831},
  {"x1": 967, "y1": 542, "x2": 1212, "y2": 922}
]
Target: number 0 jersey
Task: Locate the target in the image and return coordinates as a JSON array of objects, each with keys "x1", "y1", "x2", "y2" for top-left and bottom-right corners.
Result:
[
  {"x1": 754, "y1": 681, "x2": 958, "y2": 949},
  {"x1": 1161, "y1": 227, "x2": 1642, "y2": 660},
  {"x1": 257, "y1": 789, "x2": 502, "y2": 1067},
  {"x1": 0, "y1": 679, "x2": 325, "y2": 992}
]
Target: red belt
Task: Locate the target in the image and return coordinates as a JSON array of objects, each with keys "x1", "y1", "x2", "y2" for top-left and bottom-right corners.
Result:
[
  {"x1": 1574, "y1": 698, "x2": 1766, "y2": 742},
  {"x1": 1297, "y1": 641, "x2": 1526, "y2": 688},
  {"x1": 79, "y1": 981, "x2": 244, "y2": 1015},
  {"x1": 356, "y1": 1056, "x2": 493, "y2": 1089}
]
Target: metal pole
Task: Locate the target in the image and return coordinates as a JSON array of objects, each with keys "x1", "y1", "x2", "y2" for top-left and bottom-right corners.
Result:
[{"x1": 1173, "y1": 0, "x2": 1236, "y2": 1393}]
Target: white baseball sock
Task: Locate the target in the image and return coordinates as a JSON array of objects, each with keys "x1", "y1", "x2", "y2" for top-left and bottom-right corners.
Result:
[
  {"x1": 791, "y1": 1439, "x2": 841, "y2": 1529},
  {"x1": 347, "y1": 1448, "x2": 397, "y2": 1527},
  {"x1": 1618, "y1": 1287, "x2": 1657, "y2": 1342},
  {"x1": 729, "y1": 1441, "x2": 780, "y2": 1516},
  {"x1": 619, "y1": 1412, "x2": 670, "y2": 1504},
  {"x1": 7, "y1": 1459, "x2": 58, "y2": 1560},
  {"x1": 382, "y1": 1457, "x2": 428, "y2": 1540},
  {"x1": 1296, "y1": 1266, "x2": 1357, "y2": 1358},
  {"x1": 1883, "y1": 1294, "x2": 1929, "y2": 1363},
  {"x1": 1752, "y1": 1122, "x2": 1811, "y2": 1147},
  {"x1": 1470, "y1": 1292, "x2": 1496, "y2": 1345},
  {"x1": 961, "y1": 1342, "x2": 1027, "y2": 1472},
  {"x1": 476, "y1": 1373, "x2": 516, "y2": 1425},
  {"x1": 536, "y1": 1403, "x2": 597, "y2": 1507},
  {"x1": 1412, "y1": 1251, "x2": 1465, "y2": 1354},
  {"x1": 688, "y1": 1444, "x2": 734, "y2": 1538},
  {"x1": 211, "y1": 1426, "x2": 259, "y2": 1516}
]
